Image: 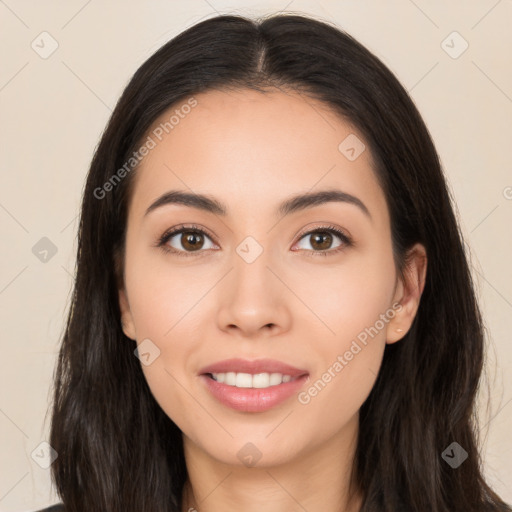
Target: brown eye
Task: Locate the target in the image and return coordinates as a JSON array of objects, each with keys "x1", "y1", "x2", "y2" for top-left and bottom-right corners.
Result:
[
  {"x1": 295, "y1": 229, "x2": 346, "y2": 252},
  {"x1": 180, "y1": 231, "x2": 205, "y2": 251},
  {"x1": 308, "y1": 231, "x2": 334, "y2": 251},
  {"x1": 160, "y1": 226, "x2": 217, "y2": 255}
]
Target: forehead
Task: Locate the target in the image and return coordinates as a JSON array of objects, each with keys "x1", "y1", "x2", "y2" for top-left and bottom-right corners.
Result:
[{"x1": 128, "y1": 87, "x2": 387, "y2": 223}]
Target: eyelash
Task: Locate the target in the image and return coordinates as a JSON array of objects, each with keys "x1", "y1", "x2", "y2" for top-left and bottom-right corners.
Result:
[{"x1": 155, "y1": 223, "x2": 353, "y2": 258}]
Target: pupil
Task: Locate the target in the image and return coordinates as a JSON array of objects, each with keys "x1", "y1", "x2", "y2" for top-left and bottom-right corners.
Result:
[
  {"x1": 183, "y1": 232, "x2": 203, "y2": 250},
  {"x1": 312, "y1": 232, "x2": 331, "y2": 250}
]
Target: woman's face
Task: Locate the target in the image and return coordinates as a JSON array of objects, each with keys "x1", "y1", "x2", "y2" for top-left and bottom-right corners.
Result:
[{"x1": 118, "y1": 87, "x2": 425, "y2": 468}]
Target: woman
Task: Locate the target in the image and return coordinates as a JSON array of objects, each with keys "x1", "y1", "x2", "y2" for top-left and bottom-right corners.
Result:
[{"x1": 41, "y1": 12, "x2": 510, "y2": 512}]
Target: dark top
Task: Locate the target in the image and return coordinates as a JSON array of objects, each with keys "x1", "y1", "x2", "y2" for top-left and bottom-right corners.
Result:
[{"x1": 35, "y1": 501, "x2": 414, "y2": 511}]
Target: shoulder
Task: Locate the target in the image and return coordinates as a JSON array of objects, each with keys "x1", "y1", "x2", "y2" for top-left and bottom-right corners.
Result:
[{"x1": 34, "y1": 505, "x2": 65, "y2": 512}]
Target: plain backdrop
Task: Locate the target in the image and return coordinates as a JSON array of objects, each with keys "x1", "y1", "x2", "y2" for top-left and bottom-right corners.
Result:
[{"x1": 0, "y1": 1, "x2": 511, "y2": 510}]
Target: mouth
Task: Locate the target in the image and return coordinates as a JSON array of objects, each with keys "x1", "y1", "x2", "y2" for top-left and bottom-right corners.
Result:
[
  {"x1": 205, "y1": 371, "x2": 304, "y2": 388},
  {"x1": 198, "y1": 358, "x2": 309, "y2": 412}
]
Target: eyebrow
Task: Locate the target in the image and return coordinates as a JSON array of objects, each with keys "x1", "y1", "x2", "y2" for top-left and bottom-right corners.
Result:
[{"x1": 144, "y1": 189, "x2": 371, "y2": 220}]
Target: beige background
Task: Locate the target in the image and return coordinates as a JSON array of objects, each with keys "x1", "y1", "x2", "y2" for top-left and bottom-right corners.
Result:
[{"x1": 0, "y1": 1, "x2": 510, "y2": 510}]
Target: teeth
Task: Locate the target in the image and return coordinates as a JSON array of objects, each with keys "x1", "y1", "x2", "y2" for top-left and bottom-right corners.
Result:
[{"x1": 210, "y1": 372, "x2": 296, "y2": 388}]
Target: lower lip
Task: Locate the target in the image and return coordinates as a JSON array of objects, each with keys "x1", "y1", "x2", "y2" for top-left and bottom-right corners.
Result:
[{"x1": 200, "y1": 374, "x2": 309, "y2": 412}]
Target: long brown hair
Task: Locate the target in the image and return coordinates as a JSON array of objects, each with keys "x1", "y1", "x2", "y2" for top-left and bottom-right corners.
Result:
[{"x1": 47, "y1": 12, "x2": 511, "y2": 512}]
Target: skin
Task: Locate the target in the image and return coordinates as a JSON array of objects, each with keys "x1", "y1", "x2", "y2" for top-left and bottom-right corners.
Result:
[{"x1": 118, "y1": 87, "x2": 427, "y2": 512}]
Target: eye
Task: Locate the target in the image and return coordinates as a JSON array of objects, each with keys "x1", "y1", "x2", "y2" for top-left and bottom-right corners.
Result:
[
  {"x1": 156, "y1": 224, "x2": 217, "y2": 257},
  {"x1": 293, "y1": 225, "x2": 353, "y2": 257}
]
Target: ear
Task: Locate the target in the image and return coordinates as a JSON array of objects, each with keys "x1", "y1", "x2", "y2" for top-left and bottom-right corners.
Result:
[
  {"x1": 386, "y1": 243, "x2": 427, "y2": 344},
  {"x1": 119, "y1": 287, "x2": 137, "y2": 341},
  {"x1": 115, "y1": 248, "x2": 137, "y2": 341}
]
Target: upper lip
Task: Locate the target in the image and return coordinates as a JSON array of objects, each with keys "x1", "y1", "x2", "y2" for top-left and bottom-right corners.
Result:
[{"x1": 199, "y1": 358, "x2": 309, "y2": 377}]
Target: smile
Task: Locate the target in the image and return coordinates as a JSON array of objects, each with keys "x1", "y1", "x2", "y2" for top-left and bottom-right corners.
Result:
[{"x1": 209, "y1": 371, "x2": 299, "y2": 388}]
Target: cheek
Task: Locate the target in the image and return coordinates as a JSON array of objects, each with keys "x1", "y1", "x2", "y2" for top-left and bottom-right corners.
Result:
[
  {"x1": 296, "y1": 297, "x2": 390, "y2": 437},
  {"x1": 290, "y1": 240, "x2": 397, "y2": 345},
  {"x1": 122, "y1": 246, "x2": 206, "y2": 413},
  {"x1": 296, "y1": 344, "x2": 383, "y2": 446},
  {"x1": 127, "y1": 271, "x2": 204, "y2": 435},
  {"x1": 124, "y1": 240, "x2": 212, "y2": 341},
  {"x1": 295, "y1": 246, "x2": 396, "y2": 420}
]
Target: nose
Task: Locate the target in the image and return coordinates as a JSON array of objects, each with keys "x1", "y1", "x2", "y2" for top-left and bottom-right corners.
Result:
[{"x1": 216, "y1": 252, "x2": 292, "y2": 339}]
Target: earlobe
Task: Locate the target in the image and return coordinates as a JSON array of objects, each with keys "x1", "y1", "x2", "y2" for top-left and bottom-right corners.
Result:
[
  {"x1": 118, "y1": 288, "x2": 136, "y2": 341},
  {"x1": 115, "y1": 249, "x2": 136, "y2": 341},
  {"x1": 386, "y1": 243, "x2": 427, "y2": 344}
]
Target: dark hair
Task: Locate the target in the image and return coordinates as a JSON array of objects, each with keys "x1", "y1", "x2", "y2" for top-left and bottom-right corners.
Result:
[{"x1": 46, "y1": 12, "x2": 511, "y2": 512}]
